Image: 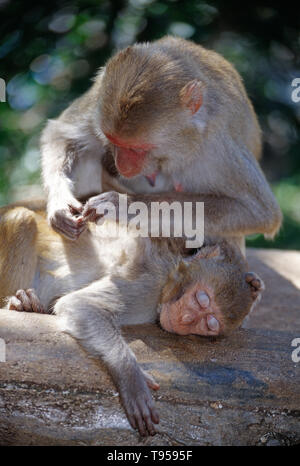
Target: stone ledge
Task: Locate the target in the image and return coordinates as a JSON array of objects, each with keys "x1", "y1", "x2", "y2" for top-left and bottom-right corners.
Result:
[{"x1": 0, "y1": 248, "x2": 299, "y2": 446}]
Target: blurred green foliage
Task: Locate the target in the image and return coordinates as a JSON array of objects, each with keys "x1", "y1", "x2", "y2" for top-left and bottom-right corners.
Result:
[{"x1": 0, "y1": 0, "x2": 299, "y2": 249}]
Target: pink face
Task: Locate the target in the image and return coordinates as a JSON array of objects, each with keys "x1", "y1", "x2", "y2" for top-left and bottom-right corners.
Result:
[
  {"x1": 104, "y1": 133, "x2": 156, "y2": 178},
  {"x1": 160, "y1": 282, "x2": 224, "y2": 337}
]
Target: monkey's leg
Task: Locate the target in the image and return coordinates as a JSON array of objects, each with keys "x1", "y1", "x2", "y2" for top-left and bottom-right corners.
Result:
[
  {"x1": 0, "y1": 207, "x2": 38, "y2": 307},
  {"x1": 8, "y1": 288, "x2": 45, "y2": 313},
  {"x1": 54, "y1": 278, "x2": 159, "y2": 437}
]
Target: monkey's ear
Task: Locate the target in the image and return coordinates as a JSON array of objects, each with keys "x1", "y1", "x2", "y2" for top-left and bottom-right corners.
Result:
[{"x1": 180, "y1": 80, "x2": 204, "y2": 114}]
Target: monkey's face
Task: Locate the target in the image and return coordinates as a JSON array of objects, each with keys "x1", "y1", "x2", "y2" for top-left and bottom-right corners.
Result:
[
  {"x1": 159, "y1": 243, "x2": 259, "y2": 337},
  {"x1": 103, "y1": 121, "x2": 198, "y2": 185},
  {"x1": 102, "y1": 112, "x2": 199, "y2": 188},
  {"x1": 160, "y1": 281, "x2": 224, "y2": 337},
  {"x1": 100, "y1": 46, "x2": 204, "y2": 186}
]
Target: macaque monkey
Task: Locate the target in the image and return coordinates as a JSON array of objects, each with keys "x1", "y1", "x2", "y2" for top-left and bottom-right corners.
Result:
[
  {"x1": 41, "y1": 36, "x2": 282, "y2": 245},
  {"x1": 0, "y1": 202, "x2": 264, "y2": 436}
]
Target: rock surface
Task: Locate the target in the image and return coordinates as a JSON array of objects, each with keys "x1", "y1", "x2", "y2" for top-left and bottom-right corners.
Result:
[{"x1": 0, "y1": 248, "x2": 299, "y2": 446}]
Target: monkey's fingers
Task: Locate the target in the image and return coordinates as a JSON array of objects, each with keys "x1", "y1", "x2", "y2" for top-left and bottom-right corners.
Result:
[
  {"x1": 51, "y1": 211, "x2": 87, "y2": 240},
  {"x1": 135, "y1": 407, "x2": 156, "y2": 437},
  {"x1": 245, "y1": 272, "x2": 265, "y2": 301},
  {"x1": 54, "y1": 211, "x2": 85, "y2": 229},
  {"x1": 135, "y1": 393, "x2": 159, "y2": 436},
  {"x1": 121, "y1": 387, "x2": 159, "y2": 436},
  {"x1": 125, "y1": 402, "x2": 149, "y2": 437},
  {"x1": 25, "y1": 289, "x2": 46, "y2": 313},
  {"x1": 68, "y1": 203, "x2": 83, "y2": 215},
  {"x1": 9, "y1": 289, "x2": 45, "y2": 313},
  {"x1": 142, "y1": 369, "x2": 160, "y2": 391},
  {"x1": 82, "y1": 207, "x2": 103, "y2": 223},
  {"x1": 8, "y1": 296, "x2": 23, "y2": 311},
  {"x1": 127, "y1": 413, "x2": 137, "y2": 432},
  {"x1": 135, "y1": 409, "x2": 148, "y2": 437},
  {"x1": 82, "y1": 192, "x2": 120, "y2": 223},
  {"x1": 15, "y1": 289, "x2": 32, "y2": 312},
  {"x1": 147, "y1": 399, "x2": 159, "y2": 425},
  {"x1": 141, "y1": 411, "x2": 155, "y2": 437}
]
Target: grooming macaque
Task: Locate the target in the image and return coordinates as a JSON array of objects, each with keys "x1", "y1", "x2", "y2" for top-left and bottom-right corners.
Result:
[
  {"x1": 41, "y1": 36, "x2": 281, "y2": 244},
  {"x1": 0, "y1": 202, "x2": 263, "y2": 436}
]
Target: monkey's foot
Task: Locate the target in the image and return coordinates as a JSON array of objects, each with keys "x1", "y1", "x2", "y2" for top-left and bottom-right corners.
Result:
[
  {"x1": 8, "y1": 288, "x2": 45, "y2": 313},
  {"x1": 245, "y1": 272, "x2": 265, "y2": 301},
  {"x1": 160, "y1": 283, "x2": 223, "y2": 337}
]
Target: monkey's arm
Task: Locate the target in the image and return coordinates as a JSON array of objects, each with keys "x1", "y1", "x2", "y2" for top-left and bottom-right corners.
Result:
[
  {"x1": 83, "y1": 183, "x2": 281, "y2": 240},
  {"x1": 145, "y1": 147, "x2": 281, "y2": 238},
  {"x1": 140, "y1": 194, "x2": 280, "y2": 238},
  {"x1": 84, "y1": 141, "x2": 281, "y2": 239},
  {"x1": 54, "y1": 276, "x2": 159, "y2": 436},
  {"x1": 41, "y1": 115, "x2": 88, "y2": 239},
  {"x1": 136, "y1": 189, "x2": 281, "y2": 238},
  {"x1": 168, "y1": 155, "x2": 281, "y2": 238},
  {"x1": 40, "y1": 83, "x2": 107, "y2": 240}
]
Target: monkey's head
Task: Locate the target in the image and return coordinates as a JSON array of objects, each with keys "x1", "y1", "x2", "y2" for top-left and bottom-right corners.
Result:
[
  {"x1": 159, "y1": 242, "x2": 263, "y2": 337},
  {"x1": 98, "y1": 43, "x2": 204, "y2": 184}
]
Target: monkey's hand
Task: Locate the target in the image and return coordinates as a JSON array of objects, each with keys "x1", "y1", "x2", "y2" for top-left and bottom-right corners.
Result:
[
  {"x1": 8, "y1": 288, "x2": 45, "y2": 314},
  {"x1": 117, "y1": 365, "x2": 160, "y2": 437},
  {"x1": 82, "y1": 191, "x2": 124, "y2": 224},
  {"x1": 48, "y1": 199, "x2": 87, "y2": 240}
]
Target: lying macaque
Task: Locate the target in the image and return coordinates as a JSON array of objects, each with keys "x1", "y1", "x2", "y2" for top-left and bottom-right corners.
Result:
[{"x1": 0, "y1": 202, "x2": 264, "y2": 436}]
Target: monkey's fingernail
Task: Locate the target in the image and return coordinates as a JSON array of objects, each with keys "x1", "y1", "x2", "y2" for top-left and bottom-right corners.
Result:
[
  {"x1": 82, "y1": 209, "x2": 90, "y2": 217},
  {"x1": 207, "y1": 315, "x2": 219, "y2": 332},
  {"x1": 68, "y1": 204, "x2": 83, "y2": 215},
  {"x1": 196, "y1": 291, "x2": 210, "y2": 308},
  {"x1": 76, "y1": 217, "x2": 84, "y2": 224},
  {"x1": 182, "y1": 313, "x2": 194, "y2": 324}
]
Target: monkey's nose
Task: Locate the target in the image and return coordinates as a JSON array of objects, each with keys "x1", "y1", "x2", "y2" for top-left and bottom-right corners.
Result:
[
  {"x1": 196, "y1": 291, "x2": 210, "y2": 308},
  {"x1": 207, "y1": 315, "x2": 219, "y2": 332},
  {"x1": 181, "y1": 312, "x2": 195, "y2": 324}
]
